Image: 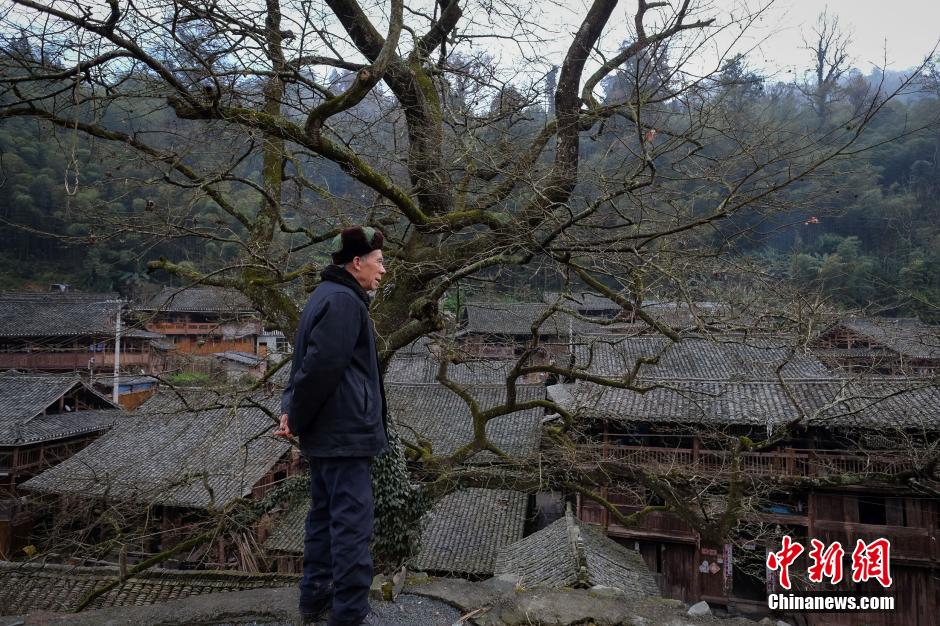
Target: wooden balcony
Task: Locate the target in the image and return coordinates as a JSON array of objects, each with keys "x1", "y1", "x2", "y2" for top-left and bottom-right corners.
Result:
[
  {"x1": 0, "y1": 351, "x2": 152, "y2": 371},
  {"x1": 147, "y1": 321, "x2": 260, "y2": 336},
  {"x1": 580, "y1": 444, "x2": 920, "y2": 479},
  {"x1": 171, "y1": 338, "x2": 258, "y2": 356}
]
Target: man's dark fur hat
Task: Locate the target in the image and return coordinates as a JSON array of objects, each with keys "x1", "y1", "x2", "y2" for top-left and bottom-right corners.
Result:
[{"x1": 330, "y1": 225, "x2": 384, "y2": 265}]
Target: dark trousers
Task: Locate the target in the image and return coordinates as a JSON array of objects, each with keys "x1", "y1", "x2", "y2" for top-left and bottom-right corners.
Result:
[{"x1": 301, "y1": 456, "x2": 374, "y2": 624}]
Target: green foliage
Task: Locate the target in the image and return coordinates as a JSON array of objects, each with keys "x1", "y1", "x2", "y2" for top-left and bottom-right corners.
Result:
[
  {"x1": 370, "y1": 415, "x2": 428, "y2": 571},
  {"x1": 2, "y1": 63, "x2": 937, "y2": 321},
  {"x1": 164, "y1": 371, "x2": 213, "y2": 387}
]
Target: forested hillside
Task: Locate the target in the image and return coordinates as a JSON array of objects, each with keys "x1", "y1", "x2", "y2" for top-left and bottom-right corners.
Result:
[{"x1": 1, "y1": 59, "x2": 938, "y2": 319}]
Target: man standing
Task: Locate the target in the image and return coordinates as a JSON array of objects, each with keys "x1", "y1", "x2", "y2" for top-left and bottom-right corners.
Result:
[{"x1": 275, "y1": 226, "x2": 388, "y2": 626}]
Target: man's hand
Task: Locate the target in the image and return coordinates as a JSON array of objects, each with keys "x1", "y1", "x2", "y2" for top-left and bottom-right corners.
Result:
[{"x1": 273, "y1": 413, "x2": 293, "y2": 438}]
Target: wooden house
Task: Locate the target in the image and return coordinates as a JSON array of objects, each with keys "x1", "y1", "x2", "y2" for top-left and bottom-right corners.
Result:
[
  {"x1": 549, "y1": 354, "x2": 939, "y2": 626},
  {"x1": 0, "y1": 371, "x2": 123, "y2": 559},
  {"x1": 810, "y1": 317, "x2": 940, "y2": 376},
  {"x1": 0, "y1": 291, "x2": 160, "y2": 376},
  {"x1": 91, "y1": 375, "x2": 159, "y2": 410},
  {"x1": 136, "y1": 287, "x2": 262, "y2": 356},
  {"x1": 458, "y1": 297, "x2": 749, "y2": 361},
  {"x1": 21, "y1": 389, "x2": 302, "y2": 570},
  {"x1": 540, "y1": 292, "x2": 740, "y2": 330}
]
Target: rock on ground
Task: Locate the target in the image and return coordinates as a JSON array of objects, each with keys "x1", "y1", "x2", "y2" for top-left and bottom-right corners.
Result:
[
  {"x1": 687, "y1": 601, "x2": 712, "y2": 617},
  {"x1": 405, "y1": 576, "x2": 767, "y2": 626}
]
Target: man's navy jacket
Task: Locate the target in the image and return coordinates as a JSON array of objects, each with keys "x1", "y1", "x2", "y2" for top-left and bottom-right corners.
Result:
[{"x1": 281, "y1": 270, "x2": 388, "y2": 458}]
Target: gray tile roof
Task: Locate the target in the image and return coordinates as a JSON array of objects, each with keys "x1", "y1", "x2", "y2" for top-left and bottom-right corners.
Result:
[
  {"x1": 549, "y1": 379, "x2": 940, "y2": 430},
  {"x1": 214, "y1": 351, "x2": 265, "y2": 367},
  {"x1": 578, "y1": 523, "x2": 660, "y2": 595},
  {"x1": 0, "y1": 372, "x2": 83, "y2": 418},
  {"x1": 0, "y1": 371, "x2": 122, "y2": 444},
  {"x1": 22, "y1": 392, "x2": 289, "y2": 509},
  {"x1": 387, "y1": 383, "x2": 544, "y2": 462},
  {"x1": 0, "y1": 292, "x2": 122, "y2": 337},
  {"x1": 385, "y1": 356, "x2": 434, "y2": 384},
  {"x1": 265, "y1": 488, "x2": 529, "y2": 579},
  {"x1": 815, "y1": 317, "x2": 940, "y2": 359},
  {"x1": 386, "y1": 355, "x2": 519, "y2": 385},
  {"x1": 263, "y1": 497, "x2": 309, "y2": 555},
  {"x1": 2, "y1": 409, "x2": 121, "y2": 447},
  {"x1": 266, "y1": 359, "x2": 293, "y2": 387},
  {"x1": 571, "y1": 335, "x2": 830, "y2": 380},
  {"x1": 462, "y1": 300, "x2": 741, "y2": 338},
  {"x1": 625, "y1": 301, "x2": 742, "y2": 331},
  {"x1": 494, "y1": 509, "x2": 659, "y2": 596},
  {"x1": 543, "y1": 292, "x2": 623, "y2": 315},
  {"x1": 410, "y1": 488, "x2": 527, "y2": 577},
  {"x1": 396, "y1": 335, "x2": 438, "y2": 357},
  {"x1": 462, "y1": 302, "x2": 618, "y2": 336},
  {"x1": 0, "y1": 560, "x2": 296, "y2": 615},
  {"x1": 135, "y1": 387, "x2": 266, "y2": 415},
  {"x1": 138, "y1": 286, "x2": 256, "y2": 314}
]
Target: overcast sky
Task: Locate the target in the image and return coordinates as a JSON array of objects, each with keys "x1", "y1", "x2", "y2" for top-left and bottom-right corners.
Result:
[
  {"x1": 723, "y1": 0, "x2": 939, "y2": 73},
  {"x1": 476, "y1": 0, "x2": 940, "y2": 85}
]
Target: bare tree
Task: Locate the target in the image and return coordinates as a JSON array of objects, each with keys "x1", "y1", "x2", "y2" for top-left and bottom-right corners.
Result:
[
  {"x1": 800, "y1": 8, "x2": 853, "y2": 122},
  {"x1": 1, "y1": 0, "x2": 936, "y2": 579}
]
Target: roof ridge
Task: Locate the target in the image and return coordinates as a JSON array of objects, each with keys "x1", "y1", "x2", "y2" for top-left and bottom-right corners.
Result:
[{"x1": 564, "y1": 506, "x2": 590, "y2": 588}]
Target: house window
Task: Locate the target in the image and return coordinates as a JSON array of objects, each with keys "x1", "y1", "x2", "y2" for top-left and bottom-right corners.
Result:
[
  {"x1": 858, "y1": 496, "x2": 887, "y2": 525},
  {"x1": 885, "y1": 498, "x2": 907, "y2": 527}
]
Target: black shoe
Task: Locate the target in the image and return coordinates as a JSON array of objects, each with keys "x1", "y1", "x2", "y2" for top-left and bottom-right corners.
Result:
[{"x1": 299, "y1": 589, "x2": 333, "y2": 623}]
